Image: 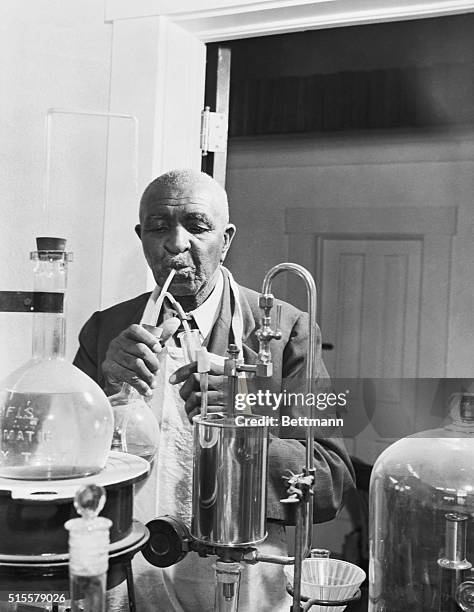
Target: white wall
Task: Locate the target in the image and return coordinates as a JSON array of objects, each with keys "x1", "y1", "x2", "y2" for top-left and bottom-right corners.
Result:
[
  {"x1": 225, "y1": 128, "x2": 474, "y2": 376},
  {"x1": 0, "y1": 1, "x2": 207, "y2": 380},
  {"x1": 0, "y1": 0, "x2": 115, "y2": 373}
]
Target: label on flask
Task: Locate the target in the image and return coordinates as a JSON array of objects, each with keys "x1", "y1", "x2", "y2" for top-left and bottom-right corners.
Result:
[{"x1": 0, "y1": 392, "x2": 55, "y2": 467}]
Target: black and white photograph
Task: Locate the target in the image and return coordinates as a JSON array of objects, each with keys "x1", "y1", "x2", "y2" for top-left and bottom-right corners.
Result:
[{"x1": 1, "y1": 1, "x2": 474, "y2": 611}]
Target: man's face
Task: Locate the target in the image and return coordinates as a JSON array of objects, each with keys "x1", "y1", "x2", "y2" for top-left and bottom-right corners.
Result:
[{"x1": 137, "y1": 183, "x2": 235, "y2": 299}]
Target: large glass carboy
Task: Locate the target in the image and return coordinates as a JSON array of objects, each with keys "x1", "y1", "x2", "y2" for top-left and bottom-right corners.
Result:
[
  {"x1": 369, "y1": 392, "x2": 474, "y2": 611},
  {"x1": 0, "y1": 237, "x2": 113, "y2": 480}
]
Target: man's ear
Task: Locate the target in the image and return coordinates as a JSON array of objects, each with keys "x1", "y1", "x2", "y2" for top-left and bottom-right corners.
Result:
[
  {"x1": 221, "y1": 224, "x2": 236, "y2": 262},
  {"x1": 135, "y1": 224, "x2": 142, "y2": 239}
]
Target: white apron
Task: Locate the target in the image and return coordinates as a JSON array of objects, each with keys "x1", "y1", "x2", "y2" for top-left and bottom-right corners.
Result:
[{"x1": 107, "y1": 269, "x2": 291, "y2": 612}]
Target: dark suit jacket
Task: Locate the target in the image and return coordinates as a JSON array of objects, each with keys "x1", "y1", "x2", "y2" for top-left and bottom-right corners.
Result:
[{"x1": 74, "y1": 272, "x2": 355, "y2": 524}]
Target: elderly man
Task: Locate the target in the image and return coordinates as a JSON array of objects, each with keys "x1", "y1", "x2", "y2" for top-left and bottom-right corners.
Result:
[{"x1": 74, "y1": 169, "x2": 354, "y2": 612}]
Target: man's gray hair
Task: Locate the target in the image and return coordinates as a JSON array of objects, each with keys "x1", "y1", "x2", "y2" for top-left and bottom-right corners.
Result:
[{"x1": 140, "y1": 168, "x2": 229, "y2": 222}]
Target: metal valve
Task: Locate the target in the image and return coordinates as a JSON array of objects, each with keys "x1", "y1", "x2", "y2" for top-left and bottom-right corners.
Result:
[
  {"x1": 255, "y1": 294, "x2": 282, "y2": 377},
  {"x1": 280, "y1": 492, "x2": 302, "y2": 505}
]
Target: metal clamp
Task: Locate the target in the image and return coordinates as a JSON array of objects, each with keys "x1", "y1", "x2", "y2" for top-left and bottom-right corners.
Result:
[{"x1": 280, "y1": 471, "x2": 315, "y2": 504}]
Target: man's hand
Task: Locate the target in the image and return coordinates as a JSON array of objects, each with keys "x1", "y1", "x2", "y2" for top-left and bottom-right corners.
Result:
[
  {"x1": 102, "y1": 324, "x2": 162, "y2": 396},
  {"x1": 169, "y1": 356, "x2": 226, "y2": 421}
]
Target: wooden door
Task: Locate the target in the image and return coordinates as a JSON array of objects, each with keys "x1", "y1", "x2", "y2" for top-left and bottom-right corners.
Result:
[
  {"x1": 286, "y1": 206, "x2": 457, "y2": 463},
  {"x1": 320, "y1": 238, "x2": 422, "y2": 463}
]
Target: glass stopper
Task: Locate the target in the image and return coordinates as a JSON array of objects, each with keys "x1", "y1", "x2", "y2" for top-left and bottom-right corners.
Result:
[{"x1": 74, "y1": 484, "x2": 106, "y2": 519}]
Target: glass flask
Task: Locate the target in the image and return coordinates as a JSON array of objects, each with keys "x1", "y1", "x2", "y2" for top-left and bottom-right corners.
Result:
[
  {"x1": 0, "y1": 237, "x2": 114, "y2": 480},
  {"x1": 109, "y1": 382, "x2": 159, "y2": 464},
  {"x1": 108, "y1": 319, "x2": 179, "y2": 465},
  {"x1": 369, "y1": 392, "x2": 474, "y2": 612}
]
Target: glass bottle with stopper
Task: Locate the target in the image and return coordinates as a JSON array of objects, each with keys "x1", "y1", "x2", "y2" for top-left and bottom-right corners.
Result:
[
  {"x1": 109, "y1": 317, "x2": 181, "y2": 463},
  {"x1": 0, "y1": 237, "x2": 113, "y2": 480},
  {"x1": 65, "y1": 484, "x2": 112, "y2": 612},
  {"x1": 369, "y1": 391, "x2": 474, "y2": 611}
]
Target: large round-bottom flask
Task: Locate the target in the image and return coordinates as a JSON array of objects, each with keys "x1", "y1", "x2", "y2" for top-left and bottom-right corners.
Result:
[
  {"x1": 1, "y1": 360, "x2": 114, "y2": 479},
  {"x1": 369, "y1": 393, "x2": 474, "y2": 612},
  {"x1": 0, "y1": 238, "x2": 113, "y2": 480}
]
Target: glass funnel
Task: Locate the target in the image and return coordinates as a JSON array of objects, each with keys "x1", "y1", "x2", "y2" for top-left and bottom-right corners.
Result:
[
  {"x1": 369, "y1": 392, "x2": 474, "y2": 611},
  {"x1": 0, "y1": 238, "x2": 114, "y2": 480}
]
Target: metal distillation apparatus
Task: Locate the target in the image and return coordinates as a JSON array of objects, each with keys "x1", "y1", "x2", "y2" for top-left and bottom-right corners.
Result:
[{"x1": 143, "y1": 263, "x2": 353, "y2": 612}]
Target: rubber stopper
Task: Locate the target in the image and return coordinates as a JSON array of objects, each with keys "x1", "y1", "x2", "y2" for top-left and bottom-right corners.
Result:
[{"x1": 36, "y1": 237, "x2": 66, "y2": 251}]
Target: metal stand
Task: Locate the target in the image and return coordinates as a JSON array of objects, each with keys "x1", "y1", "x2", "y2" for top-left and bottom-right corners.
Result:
[
  {"x1": 286, "y1": 585, "x2": 362, "y2": 612},
  {"x1": 0, "y1": 521, "x2": 148, "y2": 611},
  {"x1": 125, "y1": 558, "x2": 137, "y2": 612}
]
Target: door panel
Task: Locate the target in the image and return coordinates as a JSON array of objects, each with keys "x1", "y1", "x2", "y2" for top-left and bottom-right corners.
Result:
[{"x1": 321, "y1": 238, "x2": 422, "y2": 463}]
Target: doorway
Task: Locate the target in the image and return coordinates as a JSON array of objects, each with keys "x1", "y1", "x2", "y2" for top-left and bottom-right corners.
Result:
[{"x1": 205, "y1": 17, "x2": 468, "y2": 559}]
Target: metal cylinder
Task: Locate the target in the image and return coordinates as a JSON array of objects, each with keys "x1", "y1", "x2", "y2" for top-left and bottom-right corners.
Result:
[{"x1": 191, "y1": 414, "x2": 268, "y2": 547}]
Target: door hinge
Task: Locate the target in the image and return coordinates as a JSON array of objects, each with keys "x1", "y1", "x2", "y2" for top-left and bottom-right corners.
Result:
[{"x1": 200, "y1": 106, "x2": 227, "y2": 156}]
